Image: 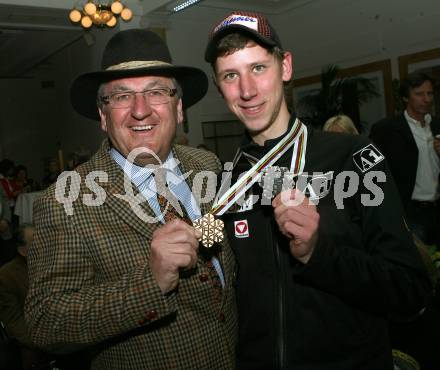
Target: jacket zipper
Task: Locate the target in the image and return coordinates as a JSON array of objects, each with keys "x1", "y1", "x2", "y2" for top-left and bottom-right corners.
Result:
[{"x1": 274, "y1": 235, "x2": 286, "y2": 369}]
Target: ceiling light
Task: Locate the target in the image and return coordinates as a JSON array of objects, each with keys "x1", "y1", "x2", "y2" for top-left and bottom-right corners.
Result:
[
  {"x1": 84, "y1": 2, "x2": 97, "y2": 16},
  {"x1": 81, "y1": 15, "x2": 93, "y2": 29},
  {"x1": 69, "y1": 9, "x2": 82, "y2": 23},
  {"x1": 110, "y1": 1, "x2": 123, "y2": 14},
  {"x1": 120, "y1": 8, "x2": 133, "y2": 21},
  {"x1": 172, "y1": 0, "x2": 204, "y2": 13},
  {"x1": 69, "y1": 1, "x2": 132, "y2": 29}
]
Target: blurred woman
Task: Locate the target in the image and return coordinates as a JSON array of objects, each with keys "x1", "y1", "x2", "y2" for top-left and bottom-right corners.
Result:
[
  {"x1": 323, "y1": 114, "x2": 359, "y2": 135},
  {"x1": 11, "y1": 165, "x2": 32, "y2": 194}
]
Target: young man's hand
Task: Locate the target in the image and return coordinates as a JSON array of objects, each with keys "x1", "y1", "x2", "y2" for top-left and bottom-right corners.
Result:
[{"x1": 272, "y1": 189, "x2": 319, "y2": 264}]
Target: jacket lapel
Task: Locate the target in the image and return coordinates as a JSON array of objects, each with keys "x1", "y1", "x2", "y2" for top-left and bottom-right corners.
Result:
[
  {"x1": 395, "y1": 113, "x2": 418, "y2": 149},
  {"x1": 173, "y1": 145, "x2": 216, "y2": 215},
  {"x1": 92, "y1": 141, "x2": 157, "y2": 241}
]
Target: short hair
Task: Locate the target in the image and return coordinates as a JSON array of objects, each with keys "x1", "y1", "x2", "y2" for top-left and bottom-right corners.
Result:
[
  {"x1": 97, "y1": 77, "x2": 183, "y2": 110},
  {"x1": 323, "y1": 115, "x2": 359, "y2": 135},
  {"x1": 400, "y1": 72, "x2": 435, "y2": 99},
  {"x1": 212, "y1": 33, "x2": 285, "y2": 71}
]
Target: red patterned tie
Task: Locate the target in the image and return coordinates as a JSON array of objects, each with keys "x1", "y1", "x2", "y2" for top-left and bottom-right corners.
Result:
[
  {"x1": 157, "y1": 192, "x2": 192, "y2": 225},
  {"x1": 154, "y1": 169, "x2": 191, "y2": 224},
  {"x1": 155, "y1": 170, "x2": 222, "y2": 293}
]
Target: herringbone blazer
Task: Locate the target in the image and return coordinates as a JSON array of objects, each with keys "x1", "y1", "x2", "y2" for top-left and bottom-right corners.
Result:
[{"x1": 24, "y1": 140, "x2": 237, "y2": 370}]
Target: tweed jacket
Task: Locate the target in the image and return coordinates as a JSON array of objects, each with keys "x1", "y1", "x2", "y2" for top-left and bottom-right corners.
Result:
[
  {"x1": 370, "y1": 113, "x2": 440, "y2": 208},
  {"x1": 0, "y1": 254, "x2": 33, "y2": 347},
  {"x1": 24, "y1": 140, "x2": 237, "y2": 370}
]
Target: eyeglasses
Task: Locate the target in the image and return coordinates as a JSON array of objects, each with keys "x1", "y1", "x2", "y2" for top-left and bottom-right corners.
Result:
[{"x1": 100, "y1": 87, "x2": 178, "y2": 108}]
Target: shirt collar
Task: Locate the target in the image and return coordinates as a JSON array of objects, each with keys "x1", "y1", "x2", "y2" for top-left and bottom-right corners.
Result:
[
  {"x1": 404, "y1": 110, "x2": 432, "y2": 127},
  {"x1": 240, "y1": 113, "x2": 297, "y2": 157},
  {"x1": 109, "y1": 148, "x2": 178, "y2": 188}
]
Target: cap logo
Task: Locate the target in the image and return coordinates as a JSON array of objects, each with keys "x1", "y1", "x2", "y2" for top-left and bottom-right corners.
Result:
[{"x1": 214, "y1": 14, "x2": 258, "y2": 33}]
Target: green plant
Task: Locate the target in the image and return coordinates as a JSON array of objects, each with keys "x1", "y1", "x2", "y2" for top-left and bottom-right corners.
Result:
[
  {"x1": 296, "y1": 65, "x2": 379, "y2": 132},
  {"x1": 392, "y1": 78, "x2": 405, "y2": 113}
]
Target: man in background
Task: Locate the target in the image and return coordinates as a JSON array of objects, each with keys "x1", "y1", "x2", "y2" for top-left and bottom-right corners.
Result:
[
  {"x1": 0, "y1": 224, "x2": 49, "y2": 370},
  {"x1": 371, "y1": 71, "x2": 440, "y2": 370},
  {"x1": 0, "y1": 186, "x2": 14, "y2": 266},
  {"x1": 370, "y1": 72, "x2": 440, "y2": 247}
]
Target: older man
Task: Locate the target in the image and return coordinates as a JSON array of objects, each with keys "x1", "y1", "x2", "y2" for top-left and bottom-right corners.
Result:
[{"x1": 24, "y1": 29, "x2": 236, "y2": 370}]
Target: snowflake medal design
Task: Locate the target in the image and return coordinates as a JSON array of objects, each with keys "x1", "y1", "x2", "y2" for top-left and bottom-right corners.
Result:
[{"x1": 193, "y1": 213, "x2": 224, "y2": 248}]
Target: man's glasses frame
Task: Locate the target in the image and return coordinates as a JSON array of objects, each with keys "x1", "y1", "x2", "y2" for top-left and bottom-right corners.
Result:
[{"x1": 100, "y1": 87, "x2": 178, "y2": 109}]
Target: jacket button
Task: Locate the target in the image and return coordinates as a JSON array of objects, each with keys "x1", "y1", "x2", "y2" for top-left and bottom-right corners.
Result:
[
  {"x1": 138, "y1": 318, "x2": 146, "y2": 326},
  {"x1": 206, "y1": 261, "x2": 213, "y2": 268},
  {"x1": 199, "y1": 273, "x2": 209, "y2": 282},
  {"x1": 145, "y1": 309, "x2": 157, "y2": 321},
  {"x1": 212, "y1": 281, "x2": 221, "y2": 289},
  {"x1": 219, "y1": 313, "x2": 225, "y2": 322}
]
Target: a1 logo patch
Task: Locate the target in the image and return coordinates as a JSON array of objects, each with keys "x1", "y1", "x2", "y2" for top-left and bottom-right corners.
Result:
[
  {"x1": 234, "y1": 220, "x2": 249, "y2": 238},
  {"x1": 353, "y1": 144, "x2": 384, "y2": 172}
]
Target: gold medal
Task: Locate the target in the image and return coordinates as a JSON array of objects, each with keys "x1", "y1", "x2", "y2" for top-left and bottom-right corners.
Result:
[{"x1": 193, "y1": 213, "x2": 224, "y2": 248}]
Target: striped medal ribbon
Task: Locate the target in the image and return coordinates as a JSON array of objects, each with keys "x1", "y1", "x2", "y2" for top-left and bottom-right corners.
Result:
[{"x1": 194, "y1": 119, "x2": 308, "y2": 248}]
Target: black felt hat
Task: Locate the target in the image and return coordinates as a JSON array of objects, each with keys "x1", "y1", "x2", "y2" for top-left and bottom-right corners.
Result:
[{"x1": 71, "y1": 29, "x2": 208, "y2": 120}]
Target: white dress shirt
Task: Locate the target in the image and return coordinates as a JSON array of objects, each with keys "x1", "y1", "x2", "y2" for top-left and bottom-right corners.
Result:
[{"x1": 405, "y1": 111, "x2": 440, "y2": 201}]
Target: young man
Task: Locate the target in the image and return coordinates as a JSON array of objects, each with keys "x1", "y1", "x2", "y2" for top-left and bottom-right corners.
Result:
[
  {"x1": 205, "y1": 11, "x2": 431, "y2": 370},
  {"x1": 370, "y1": 72, "x2": 440, "y2": 247},
  {"x1": 24, "y1": 29, "x2": 237, "y2": 370}
]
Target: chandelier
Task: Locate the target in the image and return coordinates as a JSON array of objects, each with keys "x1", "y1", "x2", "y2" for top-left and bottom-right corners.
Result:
[{"x1": 69, "y1": 1, "x2": 133, "y2": 29}]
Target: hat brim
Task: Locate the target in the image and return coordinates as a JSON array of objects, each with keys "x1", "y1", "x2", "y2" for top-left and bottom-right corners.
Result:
[
  {"x1": 70, "y1": 65, "x2": 208, "y2": 121},
  {"x1": 205, "y1": 24, "x2": 278, "y2": 63}
]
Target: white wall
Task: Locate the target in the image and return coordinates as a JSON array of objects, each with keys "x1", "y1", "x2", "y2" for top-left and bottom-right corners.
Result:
[
  {"x1": 165, "y1": 9, "x2": 242, "y2": 148},
  {"x1": 0, "y1": 28, "x2": 116, "y2": 183},
  {"x1": 0, "y1": 78, "x2": 60, "y2": 181},
  {"x1": 52, "y1": 28, "x2": 117, "y2": 157},
  {"x1": 276, "y1": 0, "x2": 440, "y2": 77},
  {"x1": 164, "y1": 0, "x2": 440, "y2": 146}
]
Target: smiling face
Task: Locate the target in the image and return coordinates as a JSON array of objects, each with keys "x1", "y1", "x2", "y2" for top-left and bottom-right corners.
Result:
[
  {"x1": 98, "y1": 75, "x2": 183, "y2": 165},
  {"x1": 215, "y1": 42, "x2": 292, "y2": 145}
]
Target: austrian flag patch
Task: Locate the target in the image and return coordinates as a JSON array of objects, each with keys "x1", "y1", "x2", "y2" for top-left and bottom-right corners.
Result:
[{"x1": 234, "y1": 220, "x2": 249, "y2": 238}]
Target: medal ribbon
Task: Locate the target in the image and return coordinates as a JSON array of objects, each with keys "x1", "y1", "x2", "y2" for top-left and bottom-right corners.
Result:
[{"x1": 211, "y1": 119, "x2": 307, "y2": 216}]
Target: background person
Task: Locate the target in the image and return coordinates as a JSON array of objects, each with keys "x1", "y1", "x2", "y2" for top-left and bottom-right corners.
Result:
[
  {"x1": 41, "y1": 158, "x2": 60, "y2": 189},
  {"x1": 11, "y1": 166, "x2": 33, "y2": 194},
  {"x1": 0, "y1": 224, "x2": 50, "y2": 370},
  {"x1": 370, "y1": 72, "x2": 440, "y2": 248},
  {"x1": 370, "y1": 72, "x2": 440, "y2": 370},
  {"x1": 323, "y1": 114, "x2": 359, "y2": 135}
]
